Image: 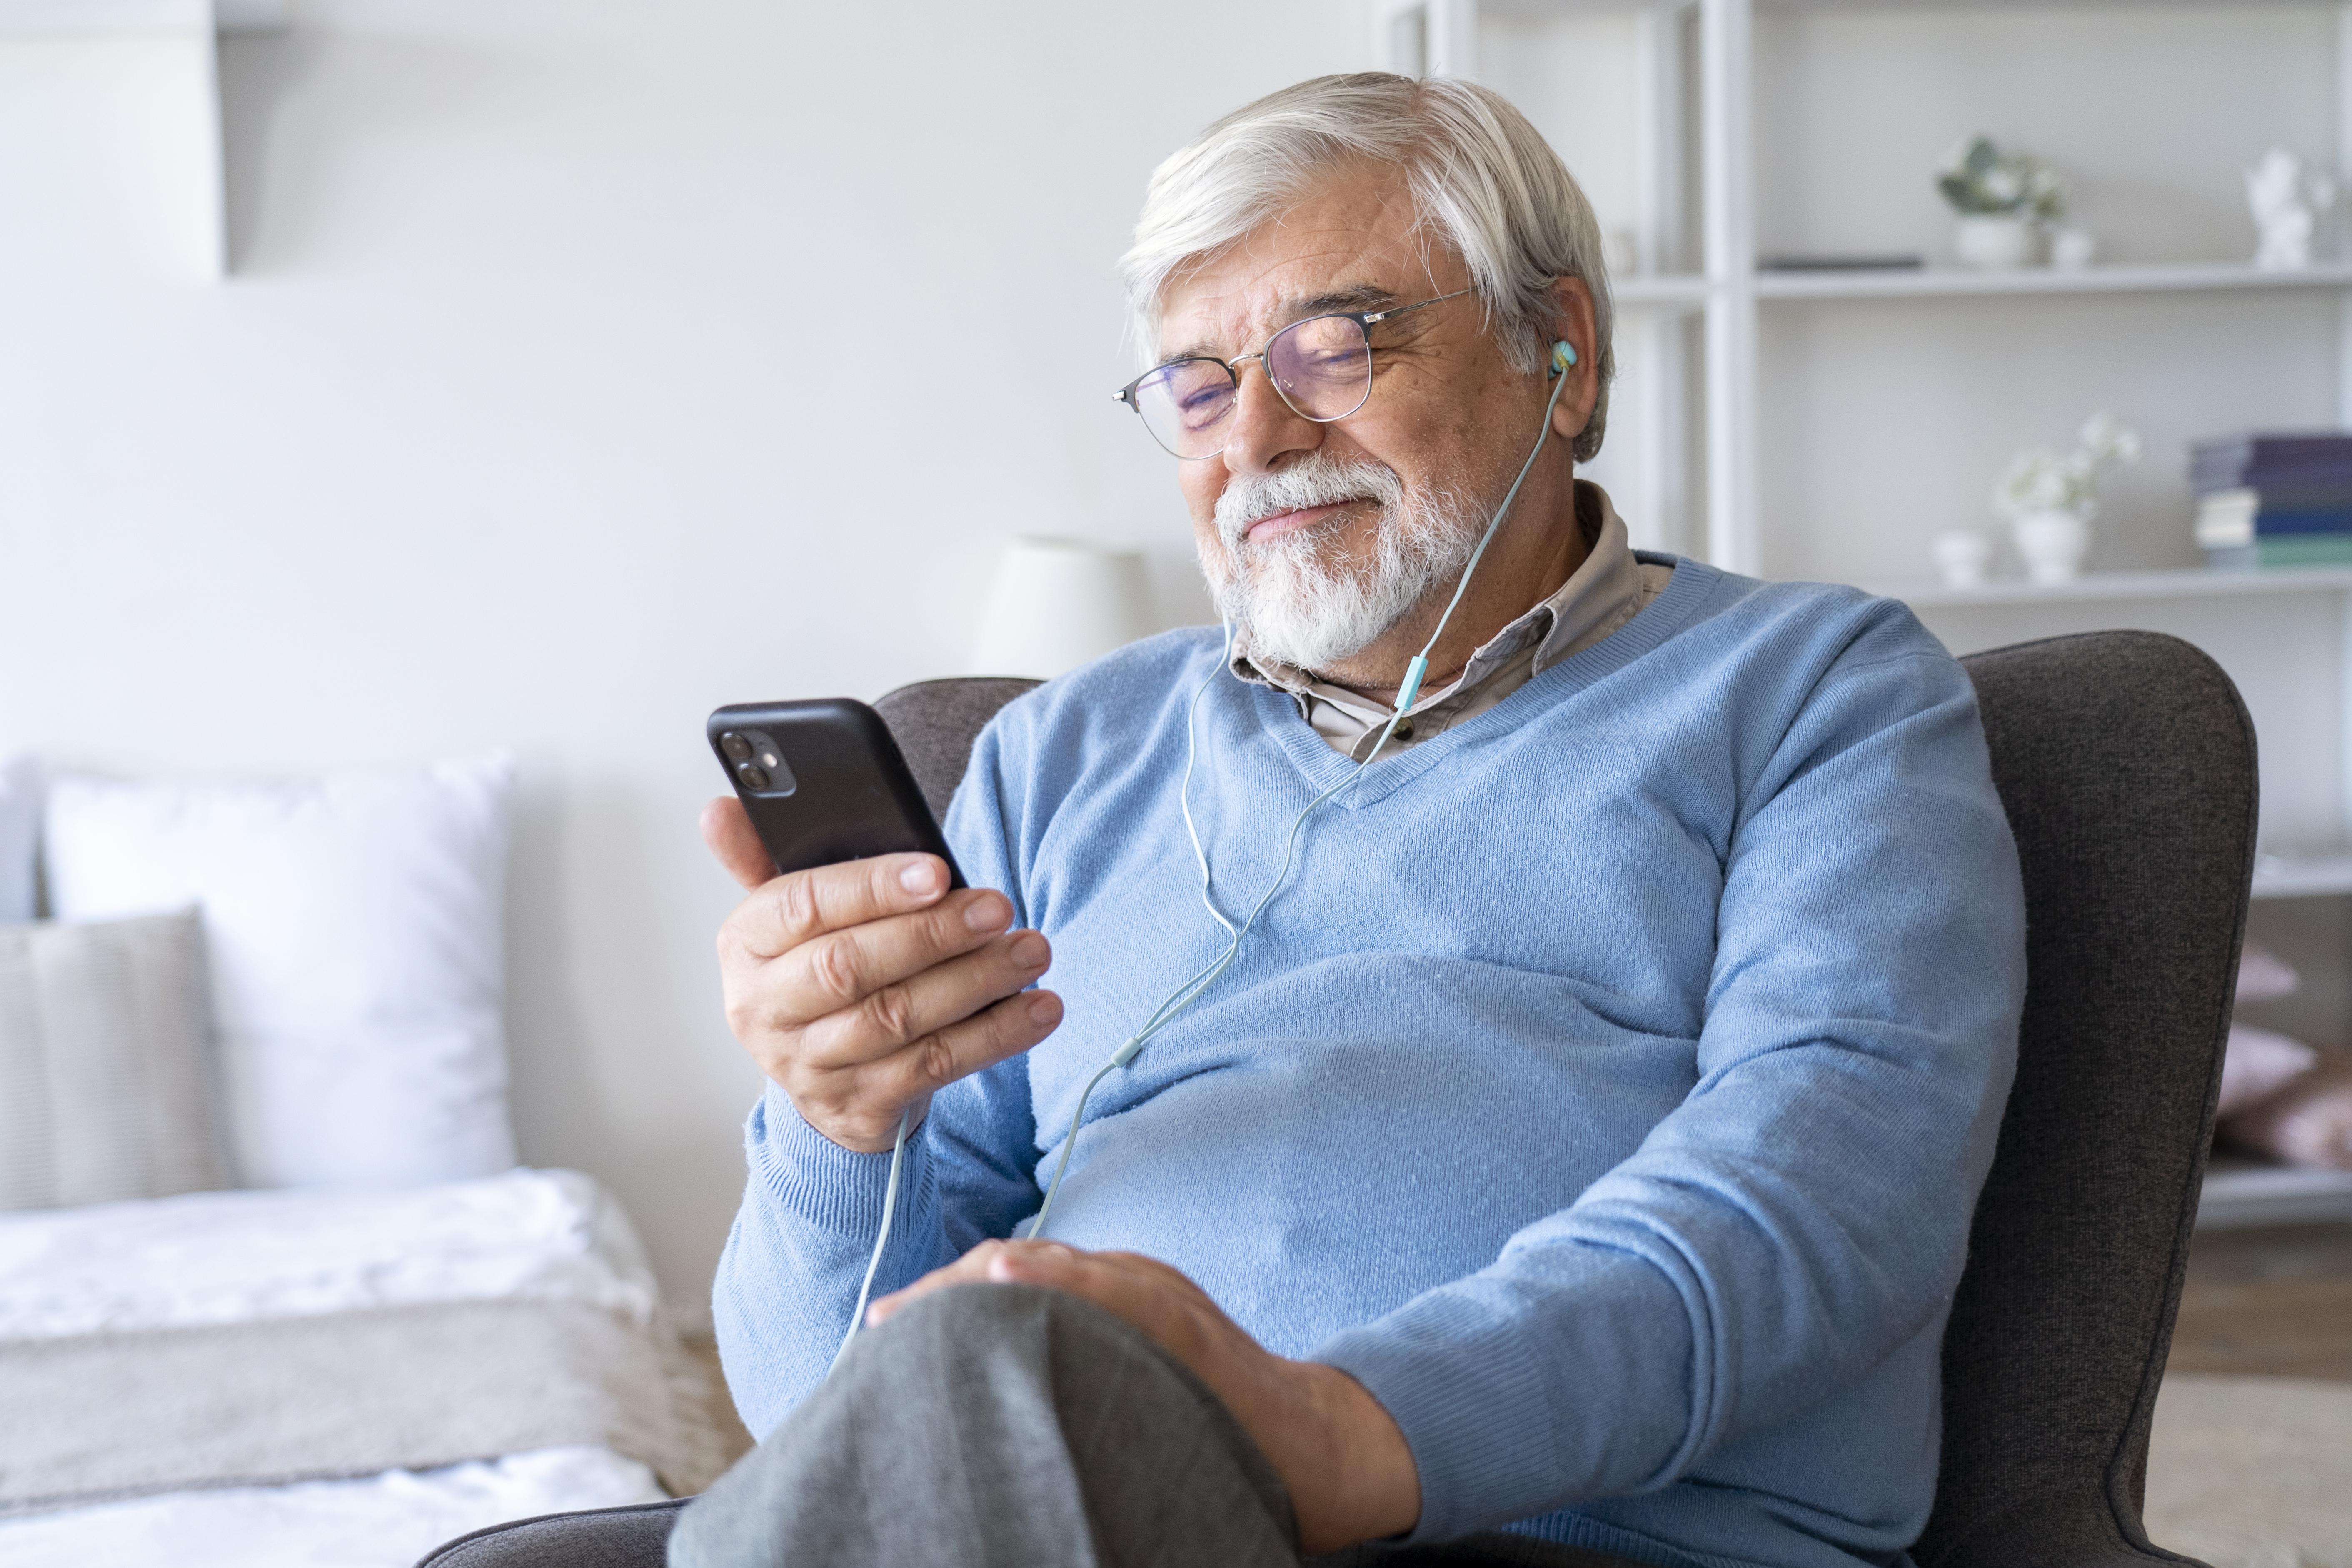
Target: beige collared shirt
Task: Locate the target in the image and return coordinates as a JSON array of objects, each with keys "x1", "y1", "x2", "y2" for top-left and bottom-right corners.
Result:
[{"x1": 1232, "y1": 481, "x2": 1673, "y2": 761}]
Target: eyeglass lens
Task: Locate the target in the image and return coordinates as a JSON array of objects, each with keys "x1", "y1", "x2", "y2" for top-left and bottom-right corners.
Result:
[{"x1": 1130, "y1": 314, "x2": 1374, "y2": 458}]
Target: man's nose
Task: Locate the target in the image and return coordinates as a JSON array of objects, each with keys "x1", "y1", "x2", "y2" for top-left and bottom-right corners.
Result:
[{"x1": 1220, "y1": 361, "x2": 1322, "y2": 476}]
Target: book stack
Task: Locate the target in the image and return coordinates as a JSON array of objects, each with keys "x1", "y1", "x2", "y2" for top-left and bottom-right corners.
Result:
[{"x1": 2196, "y1": 433, "x2": 2352, "y2": 569}]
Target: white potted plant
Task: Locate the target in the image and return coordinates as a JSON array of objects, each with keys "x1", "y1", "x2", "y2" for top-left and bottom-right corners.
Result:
[
  {"x1": 1995, "y1": 412, "x2": 2142, "y2": 584},
  {"x1": 1938, "y1": 136, "x2": 2065, "y2": 269}
]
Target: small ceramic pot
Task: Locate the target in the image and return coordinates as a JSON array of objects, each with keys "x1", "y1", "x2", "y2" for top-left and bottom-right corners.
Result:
[
  {"x1": 1930, "y1": 530, "x2": 1992, "y2": 588},
  {"x1": 1954, "y1": 214, "x2": 2038, "y2": 270},
  {"x1": 2049, "y1": 228, "x2": 2097, "y2": 270},
  {"x1": 2012, "y1": 509, "x2": 2090, "y2": 584}
]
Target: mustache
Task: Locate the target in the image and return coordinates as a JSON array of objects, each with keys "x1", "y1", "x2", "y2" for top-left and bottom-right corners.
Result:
[{"x1": 1213, "y1": 455, "x2": 1407, "y2": 551}]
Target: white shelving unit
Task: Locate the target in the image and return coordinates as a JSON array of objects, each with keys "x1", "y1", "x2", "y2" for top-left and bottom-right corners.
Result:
[
  {"x1": 1381, "y1": 0, "x2": 2352, "y2": 1224},
  {"x1": 1376, "y1": 0, "x2": 2352, "y2": 576}
]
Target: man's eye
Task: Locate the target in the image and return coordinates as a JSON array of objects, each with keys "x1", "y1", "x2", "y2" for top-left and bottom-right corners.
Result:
[{"x1": 1299, "y1": 344, "x2": 1366, "y2": 373}]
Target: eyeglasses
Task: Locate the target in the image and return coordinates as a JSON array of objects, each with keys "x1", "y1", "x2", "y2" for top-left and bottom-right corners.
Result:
[{"x1": 1113, "y1": 290, "x2": 1469, "y2": 460}]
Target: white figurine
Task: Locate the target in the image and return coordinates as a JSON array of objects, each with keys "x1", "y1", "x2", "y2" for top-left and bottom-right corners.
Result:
[{"x1": 2247, "y1": 147, "x2": 2337, "y2": 272}]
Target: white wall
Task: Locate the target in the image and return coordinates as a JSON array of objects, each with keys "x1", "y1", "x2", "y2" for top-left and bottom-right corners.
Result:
[{"x1": 0, "y1": 0, "x2": 1364, "y2": 1318}]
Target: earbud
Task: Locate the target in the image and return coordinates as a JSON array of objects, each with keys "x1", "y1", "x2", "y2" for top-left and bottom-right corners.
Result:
[{"x1": 1549, "y1": 340, "x2": 1578, "y2": 377}]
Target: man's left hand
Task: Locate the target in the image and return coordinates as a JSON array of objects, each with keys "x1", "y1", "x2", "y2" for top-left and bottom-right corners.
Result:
[{"x1": 867, "y1": 1241, "x2": 1421, "y2": 1553}]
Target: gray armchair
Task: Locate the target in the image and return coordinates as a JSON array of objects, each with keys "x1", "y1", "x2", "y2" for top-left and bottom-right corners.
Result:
[{"x1": 423, "y1": 630, "x2": 2253, "y2": 1568}]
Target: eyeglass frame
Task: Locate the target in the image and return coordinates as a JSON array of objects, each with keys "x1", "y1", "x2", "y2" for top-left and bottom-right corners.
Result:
[{"x1": 1111, "y1": 288, "x2": 1473, "y2": 460}]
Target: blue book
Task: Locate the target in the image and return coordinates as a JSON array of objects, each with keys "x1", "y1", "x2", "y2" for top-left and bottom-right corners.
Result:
[
  {"x1": 2192, "y1": 432, "x2": 2352, "y2": 493},
  {"x1": 2195, "y1": 489, "x2": 2352, "y2": 547}
]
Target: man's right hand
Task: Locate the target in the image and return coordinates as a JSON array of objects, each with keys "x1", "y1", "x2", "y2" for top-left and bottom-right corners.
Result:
[{"x1": 703, "y1": 796, "x2": 1062, "y2": 1153}]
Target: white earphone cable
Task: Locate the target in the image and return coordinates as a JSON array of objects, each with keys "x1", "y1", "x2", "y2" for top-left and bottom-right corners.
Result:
[{"x1": 826, "y1": 1102, "x2": 911, "y2": 1372}]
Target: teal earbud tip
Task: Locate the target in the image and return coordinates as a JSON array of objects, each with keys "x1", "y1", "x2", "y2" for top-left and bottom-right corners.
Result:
[{"x1": 1550, "y1": 340, "x2": 1578, "y2": 375}]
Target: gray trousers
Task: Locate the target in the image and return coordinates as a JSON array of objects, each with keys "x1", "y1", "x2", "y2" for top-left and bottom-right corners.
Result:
[{"x1": 420, "y1": 1283, "x2": 1653, "y2": 1568}]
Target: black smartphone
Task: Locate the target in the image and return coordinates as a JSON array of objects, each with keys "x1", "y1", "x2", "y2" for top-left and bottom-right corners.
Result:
[{"x1": 708, "y1": 699, "x2": 965, "y2": 888}]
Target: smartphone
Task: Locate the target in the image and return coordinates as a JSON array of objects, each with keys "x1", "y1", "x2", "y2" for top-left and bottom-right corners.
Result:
[{"x1": 708, "y1": 699, "x2": 965, "y2": 888}]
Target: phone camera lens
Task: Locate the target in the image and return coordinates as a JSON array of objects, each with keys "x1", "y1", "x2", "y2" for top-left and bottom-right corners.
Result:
[
  {"x1": 719, "y1": 732, "x2": 752, "y2": 764},
  {"x1": 736, "y1": 761, "x2": 770, "y2": 791}
]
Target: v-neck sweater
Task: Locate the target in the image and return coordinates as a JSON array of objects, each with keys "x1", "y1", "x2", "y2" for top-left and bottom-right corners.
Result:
[{"x1": 712, "y1": 557, "x2": 2026, "y2": 1568}]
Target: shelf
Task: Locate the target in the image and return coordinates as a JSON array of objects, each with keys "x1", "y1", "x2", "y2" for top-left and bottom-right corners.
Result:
[
  {"x1": 1613, "y1": 262, "x2": 2352, "y2": 311},
  {"x1": 1756, "y1": 261, "x2": 2352, "y2": 302},
  {"x1": 2198, "y1": 1160, "x2": 2352, "y2": 1230},
  {"x1": 1614, "y1": 274, "x2": 1710, "y2": 310},
  {"x1": 2251, "y1": 851, "x2": 2352, "y2": 901},
  {"x1": 1871, "y1": 564, "x2": 2352, "y2": 609},
  {"x1": 0, "y1": 0, "x2": 286, "y2": 277},
  {"x1": 1495, "y1": 0, "x2": 2279, "y2": 12}
]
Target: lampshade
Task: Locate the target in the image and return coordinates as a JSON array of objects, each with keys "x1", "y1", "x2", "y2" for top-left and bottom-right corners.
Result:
[{"x1": 968, "y1": 536, "x2": 1158, "y2": 679}]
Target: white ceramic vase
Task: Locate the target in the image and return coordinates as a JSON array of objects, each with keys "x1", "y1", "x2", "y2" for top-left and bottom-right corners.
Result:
[
  {"x1": 1954, "y1": 214, "x2": 2038, "y2": 270},
  {"x1": 1930, "y1": 529, "x2": 1992, "y2": 588},
  {"x1": 2012, "y1": 509, "x2": 2090, "y2": 584}
]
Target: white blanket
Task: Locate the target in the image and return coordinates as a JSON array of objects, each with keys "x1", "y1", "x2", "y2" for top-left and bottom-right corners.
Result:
[
  {"x1": 0, "y1": 1167, "x2": 659, "y2": 1338},
  {"x1": 0, "y1": 1169, "x2": 726, "y2": 1562}
]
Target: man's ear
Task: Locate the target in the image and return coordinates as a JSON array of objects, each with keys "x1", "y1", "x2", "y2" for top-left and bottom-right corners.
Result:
[{"x1": 1543, "y1": 276, "x2": 1600, "y2": 446}]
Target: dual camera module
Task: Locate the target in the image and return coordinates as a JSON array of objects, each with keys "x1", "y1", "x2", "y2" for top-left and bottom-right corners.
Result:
[{"x1": 719, "y1": 729, "x2": 797, "y2": 795}]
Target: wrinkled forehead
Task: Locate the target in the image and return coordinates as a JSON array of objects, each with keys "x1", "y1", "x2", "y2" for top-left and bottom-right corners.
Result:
[{"x1": 1153, "y1": 166, "x2": 1466, "y2": 361}]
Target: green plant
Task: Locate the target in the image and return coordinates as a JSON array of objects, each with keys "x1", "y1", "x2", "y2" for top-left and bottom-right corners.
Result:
[{"x1": 1937, "y1": 136, "x2": 2064, "y2": 221}]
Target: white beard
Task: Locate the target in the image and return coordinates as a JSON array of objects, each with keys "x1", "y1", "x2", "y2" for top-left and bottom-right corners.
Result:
[{"x1": 1201, "y1": 453, "x2": 1480, "y2": 673}]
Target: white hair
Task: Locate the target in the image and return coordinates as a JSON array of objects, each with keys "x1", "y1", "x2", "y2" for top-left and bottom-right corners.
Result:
[{"x1": 1121, "y1": 72, "x2": 1616, "y2": 464}]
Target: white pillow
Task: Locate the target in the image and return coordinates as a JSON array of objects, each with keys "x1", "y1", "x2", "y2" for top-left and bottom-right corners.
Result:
[
  {"x1": 42, "y1": 757, "x2": 517, "y2": 1189},
  {"x1": 0, "y1": 756, "x2": 37, "y2": 923}
]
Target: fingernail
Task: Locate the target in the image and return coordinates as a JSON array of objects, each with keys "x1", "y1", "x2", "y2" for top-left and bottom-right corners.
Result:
[
  {"x1": 963, "y1": 895, "x2": 1006, "y2": 933},
  {"x1": 900, "y1": 860, "x2": 940, "y2": 895},
  {"x1": 1011, "y1": 932, "x2": 1048, "y2": 969},
  {"x1": 1027, "y1": 992, "x2": 1059, "y2": 1027}
]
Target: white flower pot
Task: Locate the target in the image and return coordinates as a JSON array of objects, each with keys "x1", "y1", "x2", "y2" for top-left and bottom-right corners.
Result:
[
  {"x1": 2012, "y1": 509, "x2": 2090, "y2": 584},
  {"x1": 1954, "y1": 214, "x2": 2038, "y2": 270}
]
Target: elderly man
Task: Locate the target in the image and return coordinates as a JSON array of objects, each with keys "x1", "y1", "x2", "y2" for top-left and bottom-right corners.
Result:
[{"x1": 681, "y1": 72, "x2": 2023, "y2": 1568}]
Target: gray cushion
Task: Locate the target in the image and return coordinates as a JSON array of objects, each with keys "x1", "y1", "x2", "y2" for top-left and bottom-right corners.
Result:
[
  {"x1": 0, "y1": 755, "x2": 36, "y2": 924},
  {"x1": 0, "y1": 909, "x2": 232, "y2": 1210}
]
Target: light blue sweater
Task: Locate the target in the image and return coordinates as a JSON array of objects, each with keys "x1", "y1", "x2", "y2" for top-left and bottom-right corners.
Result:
[{"x1": 713, "y1": 558, "x2": 2025, "y2": 1568}]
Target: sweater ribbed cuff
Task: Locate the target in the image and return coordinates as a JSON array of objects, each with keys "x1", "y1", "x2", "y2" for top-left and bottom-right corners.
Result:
[
  {"x1": 746, "y1": 1083, "x2": 928, "y2": 1236},
  {"x1": 1312, "y1": 1244, "x2": 1694, "y2": 1545},
  {"x1": 1315, "y1": 1303, "x2": 1560, "y2": 1544}
]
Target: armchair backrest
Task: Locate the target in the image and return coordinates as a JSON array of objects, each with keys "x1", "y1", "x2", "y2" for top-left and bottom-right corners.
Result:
[{"x1": 1918, "y1": 631, "x2": 2252, "y2": 1568}]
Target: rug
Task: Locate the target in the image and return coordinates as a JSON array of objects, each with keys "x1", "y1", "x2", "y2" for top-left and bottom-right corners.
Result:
[{"x1": 2147, "y1": 1375, "x2": 2352, "y2": 1567}]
